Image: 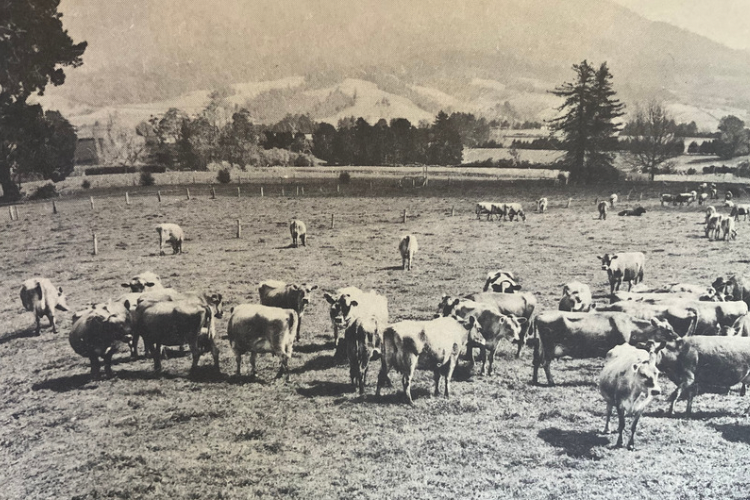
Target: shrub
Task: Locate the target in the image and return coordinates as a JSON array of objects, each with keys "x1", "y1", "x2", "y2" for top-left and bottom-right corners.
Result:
[
  {"x1": 339, "y1": 171, "x2": 351, "y2": 184},
  {"x1": 294, "y1": 154, "x2": 312, "y2": 167},
  {"x1": 686, "y1": 167, "x2": 697, "y2": 175},
  {"x1": 29, "y1": 183, "x2": 59, "y2": 200},
  {"x1": 217, "y1": 169, "x2": 231, "y2": 184},
  {"x1": 81, "y1": 179, "x2": 91, "y2": 189},
  {"x1": 140, "y1": 171, "x2": 155, "y2": 186}
]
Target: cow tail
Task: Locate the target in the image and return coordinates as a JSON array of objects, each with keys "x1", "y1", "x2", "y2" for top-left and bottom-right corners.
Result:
[
  {"x1": 686, "y1": 307, "x2": 699, "y2": 337},
  {"x1": 288, "y1": 311, "x2": 300, "y2": 343},
  {"x1": 204, "y1": 305, "x2": 215, "y2": 339},
  {"x1": 20, "y1": 285, "x2": 34, "y2": 311}
]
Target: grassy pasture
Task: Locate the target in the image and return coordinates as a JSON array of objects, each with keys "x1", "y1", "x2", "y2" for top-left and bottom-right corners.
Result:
[{"x1": 2, "y1": 180, "x2": 750, "y2": 500}]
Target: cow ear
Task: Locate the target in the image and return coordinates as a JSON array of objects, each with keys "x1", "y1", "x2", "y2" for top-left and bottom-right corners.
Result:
[
  {"x1": 590, "y1": 303, "x2": 597, "y2": 310},
  {"x1": 123, "y1": 300, "x2": 131, "y2": 311},
  {"x1": 309, "y1": 285, "x2": 319, "y2": 291},
  {"x1": 596, "y1": 255, "x2": 602, "y2": 261},
  {"x1": 145, "y1": 282, "x2": 155, "y2": 288},
  {"x1": 58, "y1": 287, "x2": 64, "y2": 294},
  {"x1": 323, "y1": 293, "x2": 335, "y2": 304},
  {"x1": 216, "y1": 293, "x2": 223, "y2": 302},
  {"x1": 121, "y1": 283, "x2": 131, "y2": 288},
  {"x1": 451, "y1": 298, "x2": 460, "y2": 307},
  {"x1": 516, "y1": 317, "x2": 527, "y2": 324},
  {"x1": 350, "y1": 300, "x2": 359, "y2": 307}
]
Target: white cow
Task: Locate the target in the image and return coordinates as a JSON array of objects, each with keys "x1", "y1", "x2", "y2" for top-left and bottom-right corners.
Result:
[
  {"x1": 399, "y1": 234, "x2": 419, "y2": 270},
  {"x1": 558, "y1": 281, "x2": 593, "y2": 312},
  {"x1": 598, "y1": 252, "x2": 645, "y2": 295},
  {"x1": 157, "y1": 223, "x2": 184, "y2": 255},
  {"x1": 20, "y1": 277, "x2": 70, "y2": 335},
  {"x1": 290, "y1": 219, "x2": 306, "y2": 247},
  {"x1": 537, "y1": 197, "x2": 548, "y2": 213}
]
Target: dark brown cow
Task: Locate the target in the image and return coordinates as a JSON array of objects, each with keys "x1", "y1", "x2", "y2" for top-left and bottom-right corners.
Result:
[{"x1": 259, "y1": 280, "x2": 317, "y2": 341}]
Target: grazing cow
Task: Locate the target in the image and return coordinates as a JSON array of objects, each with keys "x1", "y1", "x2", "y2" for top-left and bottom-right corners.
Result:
[
  {"x1": 618, "y1": 207, "x2": 647, "y2": 217},
  {"x1": 399, "y1": 234, "x2": 419, "y2": 270},
  {"x1": 120, "y1": 271, "x2": 164, "y2": 293},
  {"x1": 436, "y1": 296, "x2": 526, "y2": 375},
  {"x1": 599, "y1": 344, "x2": 661, "y2": 450},
  {"x1": 675, "y1": 191, "x2": 697, "y2": 206},
  {"x1": 660, "y1": 194, "x2": 675, "y2": 206},
  {"x1": 135, "y1": 298, "x2": 220, "y2": 374},
  {"x1": 376, "y1": 316, "x2": 484, "y2": 404},
  {"x1": 697, "y1": 192, "x2": 709, "y2": 205},
  {"x1": 730, "y1": 204, "x2": 750, "y2": 221},
  {"x1": 463, "y1": 291, "x2": 537, "y2": 356},
  {"x1": 558, "y1": 281, "x2": 593, "y2": 312},
  {"x1": 720, "y1": 313, "x2": 750, "y2": 337},
  {"x1": 323, "y1": 287, "x2": 389, "y2": 356},
  {"x1": 721, "y1": 216, "x2": 737, "y2": 241},
  {"x1": 290, "y1": 219, "x2": 306, "y2": 247},
  {"x1": 705, "y1": 213, "x2": 725, "y2": 240},
  {"x1": 483, "y1": 270, "x2": 521, "y2": 293},
  {"x1": 504, "y1": 203, "x2": 526, "y2": 222},
  {"x1": 600, "y1": 300, "x2": 748, "y2": 337},
  {"x1": 529, "y1": 311, "x2": 678, "y2": 385},
  {"x1": 258, "y1": 280, "x2": 317, "y2": 341},
  {"x1": 657, "y1": 336, "x2": 750, "y2": 416},
  {"x1": 69, "y1": 300, "x2": 132, "y2": 378},
  {"x1": 227, "y1": 304, "x2": 299, "y2": 380},
  {"x1": 710, "y1": 187, "x2": 718, "y2": 199},
  {"x1": 129, "y1": 290, "x2": 224, "y2": 358},
  {"x1": 712, "y1": 275, "x2": 750, "y2": 307},
  {"x1": 20, "y1": 278, "x2": 70, "y2": 335},
  {"x1": 598, "y1": 252, "x2": 645, "y2": 295},
  {"x1": 598, "y1": 201, "x2": 608, "y2": 220},
  {"x1": 705, "y1": 206, "x2": 717, "y2": 225},
  {"x1": 156, "y1": 223, "x2": 184, "y2": 255},
  {"x1": 537, "y1": 198, "x2": 548, "y2": 213},
  {"x1": 609, "y1": 194, "x2": 618, "y2": 208},
  {"x1": 475, "y1": 202, "x2": 494, "y2": 220}
]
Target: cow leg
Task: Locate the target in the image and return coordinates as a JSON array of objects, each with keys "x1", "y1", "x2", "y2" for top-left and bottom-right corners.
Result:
[
  {"x1": 189, "y1": 342, "x2": 201, "y2": 375},
  {"x1": 615, "y1": 406, "x2": 626, "y2": 448},
  {"x1": 102, "y1": 348, "x2": 115, "y2": 378},
  {"x1": 250, "y1": 352, "x2": 258, "y2": 379},
  {"x1": 603, "y1": 402, "x2": 613, "y2": 434},
  {"x1": 487, "y1": 347, "x2": 496, "y2": 376},
  {"x1": 153, "y1": 343, "x2": 163, "y2": 372},
  {"x1": 234, "y1": 351, "x2": 242, "y2": 376},
  {"x1": 445, "y1": 360, "x2": 457, "y2": 398},
  {"x1": 627, "y1": 413, "x2": 641, "y2": 450},
  {"x1": 686, "y1": 384, "x2": 698, "y2": 416},
  {"x1": 543, "y1": 360, "x2": 555, "y2": 386},
  {"x1": 130, "y1": 333, "x2": 140, "y2": 359},
  {"x1": 301, "y1": 234, "x2": 306, "y2": 247},
  {"x1": 532, "y1": 345, "x2": 541, "y2": 385},
  {"x1": 48, "y1": 312, "x2": 58, "y2": 333},
  {"x1": 159, "y1": 234, "x2": 165, "y2": 256},
  {"x1": 376, "y1": 363, "x2": 389, "y2": 397},
  {"x1": 210, "y1": 339, "x2": 220, "y2": 372},
  {"x1": 359, "y1": 363, "x2": 368, "y2": 397},
  {"x1": 34, "y1": 314, "x2": 42, "y2": 336},
  {"x1": 666, "y1": 386, "x2": 681, "y2": 415},
  {"x1": 89, "y1": 356, "x2": 101, "y2": 379}
]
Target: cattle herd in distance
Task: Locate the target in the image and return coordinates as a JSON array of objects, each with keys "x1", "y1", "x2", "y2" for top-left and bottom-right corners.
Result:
[{"x1": 15, "y1": 188, "x2": 750, "y2": 452}]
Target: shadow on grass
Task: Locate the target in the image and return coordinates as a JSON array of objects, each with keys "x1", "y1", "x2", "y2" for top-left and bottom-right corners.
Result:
[
  {"x1": 712, "y1": 423, "x2": 750, "y2": 445},
  {"x1": 377, "y1": 266, "x2": 406, "y2": 271},
  {"x1": 32, "y1": 373, "x2": 95, "y2": 392},
  {"x1": 0, "y1": 326, "x2": 39, "y2": 345},
  {"x1": 291, "y1": 354, "x2": 341, "y2": 373},
  {"x1": 295, "y1": 341, "x2": 334, "y2": 354},
  {"x1": 538, "y1": 428, "x2": 609, "y2": 459},
  {"x1": 647, "y1": 408, "x2": 730, "y2": 420},
  {"x1": 296, "y1": 380, "x2": 353, "y2": 398}
]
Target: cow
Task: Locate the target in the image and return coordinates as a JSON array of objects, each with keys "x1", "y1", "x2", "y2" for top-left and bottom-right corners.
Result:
[
  {"x1": 611, "y1": 288, "x2": 719, "y2": 304},
  {"x1": 399, "y1": 234, "x2": 419, "y2": 271},
  {"x1": 290, "y1": 219, "x2": 306, "y2": 247},
  {"x1": 156, "y1": 223, "x2": 184, "y2": 255},
  {"x1": 537, "y1": 198, "x2": 548, "y2": 213},
  {"x1": 660, "y1": 194, "x2": 675, "y2": 206},
  {"x1": 463, "y1": 291, "x2": 537, "y2": 357},
  {"x1": 617, "y1": 207, "x2": 646, "y2": 216},
  {"x1": 598, "y1": 201, "x2": 608, "y2": 220},
  {"x1": 609, "y1": 194, "x2": 618, "y2": 208},
  {"x1": 712, "y1": 275, "x2": 750, "y2": 307},
  {"x1": 529, "y1": 311, "x2": 678, "y2": 386},
  {"x1": 489, "y1": 203, "x2": 506, "y2": 220},
  {"x1": 598, "y1": 252, "x2": 645, "y2": 295},
  {"x1": 599, "y1": 344, "x2": 662, "y2": 450},
  {"x1": 120, "y1": 271, "x2": 164, "y2": 293},
  {"x1": 705, "y1": 206, "x2": 717, "y2": 225},
  {"x1": 375, "y1": 315, "x2": 484, "y2": 404},
  {"x1": 675, "y1": 191, "x2": 697, "y2": 206},
  {"x1": 258, "y1": 280, "x2": 317, "y2": 341},
  {"x1": 504, "y1": 203, "x2": 526, "y2": 222},
  {"x1": 697, "y1": 192, "x2": 709, "y2": 205},
  {"x1": 344, "y1": 313, "x2": 386, "y2": 396},
  {"x1": 720, "y1": 313, "x2": 750, "y2": 337},
  {"x1": 134, "y1": 298, "x2": 220, "y2": 374},
  {"x1": 721, "y1": 216, "x2": 737, "y2": 241},
  {"x1": 226, "y1": 304, "x2": 299, "y2": 380},
  {"x1": 483, "y1": 270, "x2": 521, "y2": 293},
  {"x1": 323, "y1": 287, "x2": 389, "y2": 357},
  {"x1": 20, "y1": 277, "x2": 70, "y2": 335},
  {"x1": 657, "y1": 336, "x2": 750, "y2": 416},
  {"x1": 558, "y1": 281, "x2": 593, "y2": 312},
  {"x1": 475, "y1": 202, "x2": 494, "y2": 220},
  {"x1": 705, "y1": 213, "x2": 725, "y2": 240},
  {"x1": 726, "y1": 190, "x2": 734, "y2": 201},
  {"x1": 710, "y1": 187, "x2": 718, "y2": 199},
  {"x1": 69, "y1": 300, "x2": 132, "y2": 378},
  {"x1": 730, "y1": 204, "x2": 750, "y2": 221},
  {"x1": 436, "y1": 296, "x2": 526, "y2": 375},
  {"x1": 599, "y1": 300, "x2": 748, "y2": 337},
  {"x1": 130, "y1": 290, "x2": 223, "y2": 360}
]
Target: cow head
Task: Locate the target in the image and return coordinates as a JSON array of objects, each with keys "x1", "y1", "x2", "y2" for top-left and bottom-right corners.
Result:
[
  {"x1": 483, "y1": 271, "x2": 521, "y2": 293},
  {"x1": 649, "y1": 317, "x2": 681, "y2": 341},
  {"x1": 435, "y1": 295, "x2": 461, "y2": 318},
  {"x1": 324, "y1": 292, "x2": 358, "y2": 329},
  {"x1": 121, "y1": 272, "x2": 162, "y2": 293},
  {"x1": 454, "y1": 315, "x2": 485, "y2": 348},
  {"x1": 711, "y1": 277, "x2": 731, "y2": 300},
  {"x1": 597, "y1": 254, "x2": 616, "y2": 271},
  {"x1": 55, "y1": 287, "x2": 70, "y2": 311},
  {"x1": 632, "y1": 358, "x2": 661, "y2": 398},
  {"x1": 500, "y1": 315, "x2": 527, "y2": 344},
  {"x1": 205, "y1": 292, "x2": 224, "y2": 319},
  {"x1": 290, "y1": 284, "x2": 318, "y2": 314}
]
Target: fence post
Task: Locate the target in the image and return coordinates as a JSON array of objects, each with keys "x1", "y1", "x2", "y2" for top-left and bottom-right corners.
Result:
[
  {"x1": 92, "y1": 233, "x2": 98, "y2": 256},
  {"x1": 210, "y1": 186, "x2": 216, "y2": 199},
  {"x1": 567, "y1": 198, "x2": 572, "y2": 208},
  {"x1": 260, "y1": 186, "x2": 264, "y2": 197},
  {"x1": 8, "y1": 206, "x2": 14, "y2": 221},
  {"x1": 157, "y1": 190, "x2": 162, "y2": 203},
  {"x1": 90, "y1": 196, "x2": 95, "y2": 210},
  {"x1": 237, "y1": 186, "x2": 241, "y2": 198},
  {"x1": 639, "y1": 193, "x2": 642, "y2": 201},
  {"x1": 296, "y1": 185, "x2": 299, "y2": 196},
  {"x1": 125, "y1": 192, "x2": 130, "y2": 205},
  {"x1": 301, "y1": 186, "x2": 304, "y2": 195},
  {"x1": 336, "y1": 184, "x2": 340, "y2": 194},
  {"x1": 282, "y1": 186, "x2": 285, "y2": 196},
  {"x1": 330, "y1": 214, "x2": 334, "y2": 229},
  {"x1": 186, "y1": 188, "x2": 191, "y2": 200},
  {"x1": 451, "y1": 206, "x2": 455, "y2": 217},
  {"x1": 402, "y1": 209, "x2": 407, "y2": 223},
  {"x1": 236, "y1": 219, "x2": 242, "y2": 239},
  {"x1": 52, "y1": 201, "x2": 58, "y2": 214}
]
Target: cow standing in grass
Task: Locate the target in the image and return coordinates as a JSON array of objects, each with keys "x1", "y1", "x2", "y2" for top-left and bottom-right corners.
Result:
[
  {"x1": 69, "y1": 300, "x2": 132, "y2": 378},
  {"x1": 20, "y1": 277, "x2": 70, "y2": 335},
  {"x1": 290, "y1": 219, "x2": 306, "y2": 247},
  {"x1": 259, "y1": 280, "x2": 317, "y2": 341},
  {"x1": 598, "y1": 252, "x2": 645, "y2": 295},
  {"x1": 399, "y1": 234, "x2": 419, "y2": 271},
  {"x1": 157, "y1": 223, "x2": 184, "y2": 255},
  {"x1": 598, "y1": 201, "x2": 608, "y2": 220}
]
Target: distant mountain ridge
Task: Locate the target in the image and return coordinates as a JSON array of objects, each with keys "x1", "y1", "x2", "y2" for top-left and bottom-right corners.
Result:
[{"x1": 41, "y1": 0, "x2": 750, "y2": 130}]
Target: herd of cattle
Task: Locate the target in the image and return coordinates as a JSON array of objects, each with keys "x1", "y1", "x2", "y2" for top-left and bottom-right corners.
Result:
[{"x1": 14, "y1": 198, "x2": 750, "y2": 451}]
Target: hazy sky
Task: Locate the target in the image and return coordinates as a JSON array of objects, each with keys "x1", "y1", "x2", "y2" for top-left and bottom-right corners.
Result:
[{"x1": 611, "y1": 0, "x2": 750, "y2": 51}]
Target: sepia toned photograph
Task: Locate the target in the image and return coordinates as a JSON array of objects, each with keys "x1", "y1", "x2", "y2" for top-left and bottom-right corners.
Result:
[{"x1": 2, "y1": 1, "x2": 750, "y2": 498}]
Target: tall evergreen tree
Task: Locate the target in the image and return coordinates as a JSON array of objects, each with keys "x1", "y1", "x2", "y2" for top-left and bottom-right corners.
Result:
[{"x1": 550, "y1": 61, "x2": 624, "y2": 183}]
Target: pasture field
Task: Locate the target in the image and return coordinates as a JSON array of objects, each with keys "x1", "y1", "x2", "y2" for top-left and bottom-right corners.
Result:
[{"x1": 2, "y1": 180, "x2": 750, "y2": 500}]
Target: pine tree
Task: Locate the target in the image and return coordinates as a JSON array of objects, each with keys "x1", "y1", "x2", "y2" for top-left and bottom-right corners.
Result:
[{"x1": 550, "y1": 61, "x2": 624, "y2": 183}]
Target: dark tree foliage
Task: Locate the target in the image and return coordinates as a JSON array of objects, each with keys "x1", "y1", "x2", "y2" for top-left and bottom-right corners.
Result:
[
  {"x1": 715, "y1": 115, "x2": 750, "y2": 160},
  {"x1": 621, "y1": 102, "x2": 684, "y2": 181},
  {"x1": 0, "y1": 0, "x2": 86, "y2": 199},
  {"x1": 549, "y1": 61, "x2": 625, "y2": 183}
]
